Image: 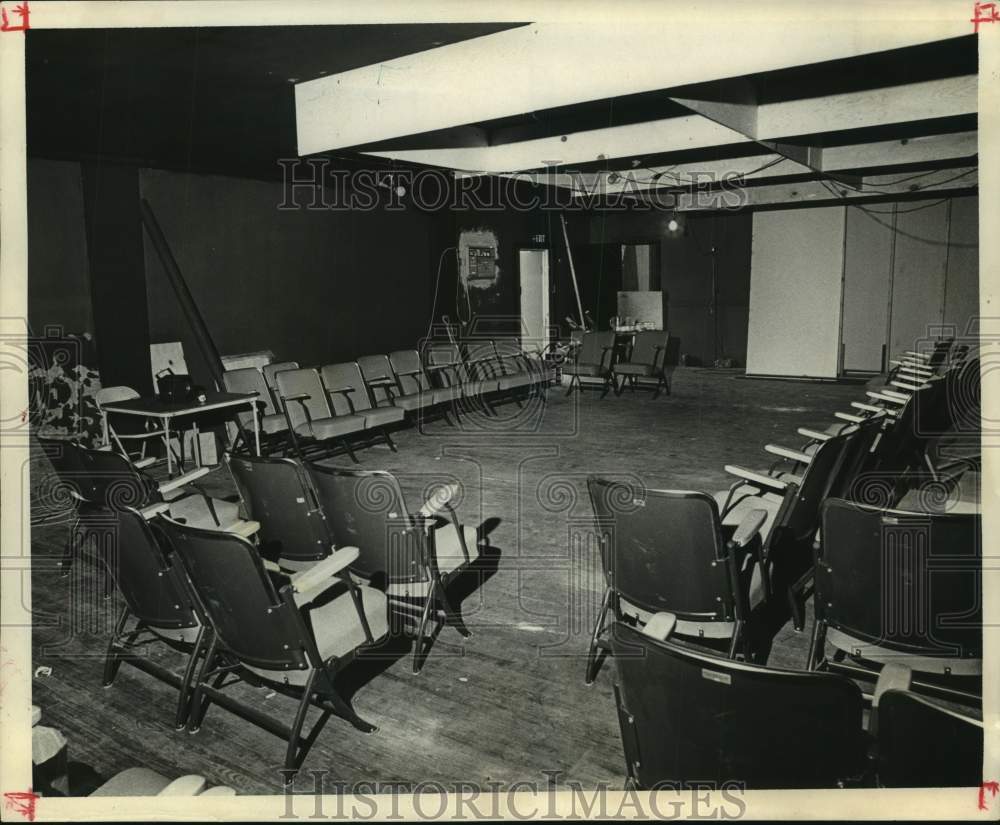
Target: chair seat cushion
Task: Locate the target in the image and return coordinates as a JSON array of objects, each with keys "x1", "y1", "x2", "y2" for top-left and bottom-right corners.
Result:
[
  {"x1": 261, "y1": 413, "x2": 287, "y2": 434},
  {"x1": 564, "y1": 362, "x2": 604, "y2": 377},
  {"x1": 432, "y1": 386, "x2": 462, "y2": 404},
  {"x1": 91, "y1": 767, "x2": 173, "y2": 797},
  {"x1": 497, "y1": 373, "x2": 533, "y2": 391},
  {"x1": 614, "y1": 363, "x2": 655, "y2": 377},
  {"x1": 392, "y1": 392, "x2": 433, "y2": 412},
  {"x1": 463, "y1": 379, "x2": 499, "y2": 396},
  {"x1": 362, "y1": 406, "x2": 405, "y2": 428},
  {"x1": 246, "y1": 583, "x2": 388, "y2": 687},
  {"x1": 302, "y1": 415, "x2": 368, "y2": 439}
]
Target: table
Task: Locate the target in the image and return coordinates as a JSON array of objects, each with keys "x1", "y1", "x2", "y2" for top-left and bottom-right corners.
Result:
[{"x1": 99, "y1": 392, "x2": 260, "y2": 476}]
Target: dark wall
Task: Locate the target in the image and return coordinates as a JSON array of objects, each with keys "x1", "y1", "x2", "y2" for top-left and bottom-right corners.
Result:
[
  {"x1": 449, "y1": 178, "x2": 554, "y2": 334},
  {"x1": 27, "y1": 159, "x2": 93, "y2": 335},
  {"x1": 583, "y1": 208, "x2": 753, "y2": 365},
  {"x1": 140, "y1": 169, "x2": 444, "y2": 386}
]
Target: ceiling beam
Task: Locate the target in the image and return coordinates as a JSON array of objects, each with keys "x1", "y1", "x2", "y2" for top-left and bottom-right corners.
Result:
[
  {"x1": 566, "y1": 166, "x2": 977, "y2": 210},
  {"x1": 296, "y1": 13, "x2": 970, "y2": 155},
  {"x1": 360, "y1": 76, "x2": 977, "y2": 174}
]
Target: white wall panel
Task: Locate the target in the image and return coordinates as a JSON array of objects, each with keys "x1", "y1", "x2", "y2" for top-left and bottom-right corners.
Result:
[
  {"x1": 841, "y1": 205, "x2": 894, "y2": 371},
  {"x1": 747, "y1": 207, "x2": 846, "y2": 378}
]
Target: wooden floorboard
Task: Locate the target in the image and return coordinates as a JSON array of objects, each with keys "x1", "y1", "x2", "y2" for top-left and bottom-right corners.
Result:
[{"x1": 29, "y1": 369, "x2": 861, "y2": 793}]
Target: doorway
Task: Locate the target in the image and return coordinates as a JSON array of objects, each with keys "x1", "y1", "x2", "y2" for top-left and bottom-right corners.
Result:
[{"x1": 519, "y1": 248, "x2": 550, "y2": 348}]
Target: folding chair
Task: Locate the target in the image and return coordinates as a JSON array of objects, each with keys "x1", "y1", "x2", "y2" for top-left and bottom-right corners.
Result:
[
  {"x1": 608, "y1": 330, "x2": 673, "y2": 398},
  {"x1": 492, "y1": 337, "x2": 554, "y2": 392},
  {"x1": 306, "y1": 465, "x2": 480, "y2": 674},
  {"x1": 96, "y1": 386, "x2": 166, "y2": 470},
  {"x1": 388, "y1": 350, "x2": 461, "y2": 422},
  {"x1": 563, "y1": 331, "x2": 615, "y2": 395},
  {"x1": 158, "y1": 516, "x2": 389, "y2": 779},
  {"x1": 262, "y1": 360, "x2": 299, "y2": 403},
  {"x1": 810, "y1": 498, "x2": 981, "y2": 703},
  {"x1": 876, "y1": 681, "x2": 983, "y2": 787},
  {"x1": 221, "y1": 367, "x2": 289, "y2": 454},
  {"x1": 225, "y1": 452, "x2": 335, "y2": 572},
  {"x1": 98, "y1": 505, "x2": 208, "y2": 730},
  {"x1": 275, "y1": 367, "x2": 368, "y2": 462},
  {"x1": 423, "y1": 342, "x2": 493, "y2": 413},
  {"x1": 357, "y1": 353, "x2": 442, "y2": 418},
  {"x1": 320, "y1": 362, "x2": 404, "y2": 452},
  {"x1": 718, "y1": 424, "x2": 875, "y2": 631},
  {"x1": 612, "y1": 618, "x2": 868, "y2": 789},
  {"x1": 585, "y1": 477, "x2": 768, "y2": 684}
]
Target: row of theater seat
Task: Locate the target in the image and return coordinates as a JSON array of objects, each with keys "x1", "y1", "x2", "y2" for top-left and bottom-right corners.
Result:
[
  {"x1": 39, "y1": 434, "x2": 485, "y2": 781},
  {"x1": 222, "y1": 339, "x2": 554, "y2": 460},
  {"x1": 585, "y1": 338, "x2": 983, "y2": 788}
]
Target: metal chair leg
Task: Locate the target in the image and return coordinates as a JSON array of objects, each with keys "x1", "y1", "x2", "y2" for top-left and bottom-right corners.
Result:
[
  {"x1": 380, "y1": 428, "x2": 398, "y2": 452},
  {"x1": 584, "y1": 588, "x2": 612, "y2": 685},
  {"x1": 284, "y1": 670, "x2": 318, "y2": 773}
]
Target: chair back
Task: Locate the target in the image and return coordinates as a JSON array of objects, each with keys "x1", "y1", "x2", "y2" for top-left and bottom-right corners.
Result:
[
  {"x1": 612, "y1": 623, "x2": 865, "y2": 789},
  {"x1": 77, "y1": 446, "x2": 157, "y2": 508},
  {"x1": 492, "y1": 338, "x2": 526, "y2": 375},
  {"x1": 424, "y1": 343, "x2": 465, "y2": 387},
  {"x1": 225, "y1": 453, "x2": 332, "y2": 566},
  {"x1": 306, "y1": 465, "x2": 425, "y2": 584},
  {"x1": 578, "y1": 331, "x2": 614, "y2": 366},
  {"x1": 357, "y1": 354, "x2": 398, "y2": 404},
  {"x1": 105, "y1": 507, "x2": 200, "y2": 632},
  {"x1": 464, "y1": 340, "x2": 501, "y2": 380},
  {"x1": 222, "y1": 368, "x2": 273, "y2": 414},
  {"x1": 588, "y1": 478, "x2": 738, "y2": 622},
  {"x1": 816, "y1": 499, "x2": 981, "y2": 660},
  {"x1": 159, "y1": 517, "x2": 310, "y2": 672},
  {"x1": 262, "y1": 361, "x2": 299, "y2": 392},
  {"x1": 275, "y1": 368, "x2": 330, "y2": 430},
  {"x1": 830, "y1": 413, "x2": 887, "y2": 498},
  {"x1": 321, "y1": 362, "x2": 373, "y2": 414},
  {"x1": 877, "y1": 689, "x2": 983, "y2": 787},
  {"x1": 36, "y1": 436, "x2": 90, "y2": 502},
  {"x1": 628, "y1": 330, "x2": 669, "y2": 368},
  {"x1": 777, "y1": 428, "x2": 854, "y2": 543},
  {"x1": 389, "y1": 350, "x2": 431, "y2": 394}
]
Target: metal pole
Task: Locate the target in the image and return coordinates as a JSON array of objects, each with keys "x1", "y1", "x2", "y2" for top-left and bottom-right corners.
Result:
[
  {"x1": 139, "y1": 198, "x2": 251, "y2": 448},
  {"x1": 560, "y1": 214, "x2": 586, "y2": 328}
]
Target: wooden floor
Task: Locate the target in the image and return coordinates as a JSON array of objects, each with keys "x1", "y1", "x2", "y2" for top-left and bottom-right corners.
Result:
[{"x1": 30, "y1": 369, "x2": 862, "y2": 794}]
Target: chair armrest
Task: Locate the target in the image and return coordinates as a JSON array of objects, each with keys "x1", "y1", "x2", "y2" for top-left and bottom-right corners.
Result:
[
  {"x1": 418, "y1": 483, "x2": 462, "y2": 518},
  {"x1": 731, "y1": 508, "x2": 768, "y2": 548},
  {"x1": 140, "y1": 502, "x2": 171, "y2": 520},
  {"x1": 904, "y1": 350, "x2": 929, "y2": 360},
  {"x1": 723, "y1": 465, "x2": 788, "y2": 493},
  {"x1": 641, "y1": 612, "x2": 677, "y2": 641},
  {"x1": 852, "y1": 401, "x2": 887, "y2": 414},
  {"x1": 834, "y1": 411, "x2": 863, "y2": 423},
  {"x1": 867, "y1": 391, "x2": 906, "y2": 405},
  {"x1": 229, "y1": 519, "x2": 260, "y2": 539},
  {"x1": 158, "y1": 466, "x2": 211, "y2": 495},
  {"x1": 764, "y1": 444, "x2": 812, "y2": 464},
  {"x1": 425, "y1": 364, "x2": 450, "y2": 372},
  {"x1": 159, "y1": 775, "x2": 208, "y2": 796},
  {"x1": 326, "y1": 386, "x2": 356, "y2": 396},
  {"x1": 395, "y1": 368, "x2": 423, "y2": 377},
  {"x1": 290, "y1": 547, "x2": 360, "y2": 605},
  {"x1": 281, "y1": 393, "x2": 309, "y2": 403},
  {"x1": 890, "y1": 380, "x2": 927, "y2": 392},
  {"x1": 262, "y1": 558, "x2": 282, "y2": 573},
  {"x1": 797, "y1": 427, "x2": 831, "y2": 442},
  {"x1": 367, "y1": 377, "x2": 396, "y2": 387}
]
